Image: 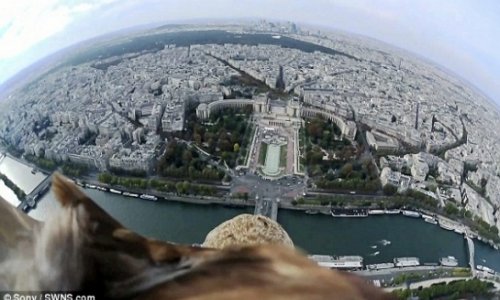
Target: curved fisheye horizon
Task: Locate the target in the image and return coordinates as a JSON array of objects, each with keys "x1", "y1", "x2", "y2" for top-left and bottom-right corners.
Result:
[
  {"x1": 1, "y1": 0, "x2": 500, "y2": 104},
  {"x1": 2, "y1": 1, "x2": 500, "y2": 299}
]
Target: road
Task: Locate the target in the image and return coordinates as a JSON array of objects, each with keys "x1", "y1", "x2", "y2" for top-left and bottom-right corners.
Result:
[
  {"x1": 385, "y1": 276, "x2": 500, "y2": 292},
  {"x1": 353, "y1": 265, "x2": 471, "y2": 287},
  {"x1": 307, "y1": 189, "x2": 384, "y2": 198},
  {"x1": 384, "y1": 277, "x2": 471, "y2": 292},
  {"x1": 254, "y1": 197, "x2": 278, "y2": 221},
  {"x1": 231, "y1": 172, "x2": 306, "y2": 202}
]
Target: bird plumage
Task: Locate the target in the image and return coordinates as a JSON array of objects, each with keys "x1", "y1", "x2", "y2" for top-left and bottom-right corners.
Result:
[
  {"x1": 202, "y1": 213, "x2": 294, "y2": 249},
  {"x1": 0, "y1": 173, "x2": 394, "y2": 299}
]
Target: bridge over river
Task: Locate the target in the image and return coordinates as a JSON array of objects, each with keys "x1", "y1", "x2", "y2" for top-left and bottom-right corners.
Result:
[
  {"x1": 465, "y1": 230, "x2": 476, "y2": 277},
  {"x1": 254, "y1": 197, "x2": 279, "y2": 221},
  {"x1": 21, "y1": 173, "x2": 53, "y2": 210}
]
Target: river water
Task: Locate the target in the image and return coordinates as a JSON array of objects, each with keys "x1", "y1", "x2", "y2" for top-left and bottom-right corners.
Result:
[
  {"x1": 28, "y1": 187, "x2": 500, "y2": 271},
  {"x1": 0, "y1": 180, "x2": 19, "y2": 206},
  {"x1": 66, "y1": 30, "x2": 354, "y2": 67},
  {"x1": 0, "y1": 155, "x2": 46, "y2": 193},
  {"x1": 1, "y1": 153, "x2": 499, "y2": 271}
]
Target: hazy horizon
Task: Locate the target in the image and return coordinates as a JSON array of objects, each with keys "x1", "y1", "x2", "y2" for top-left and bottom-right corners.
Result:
[{"x1": 1, "y1": 0, "x2": 499, "y2": 104}]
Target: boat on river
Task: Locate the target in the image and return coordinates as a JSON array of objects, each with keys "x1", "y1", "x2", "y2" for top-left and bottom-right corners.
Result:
[
  {"x1": 331, "y1": 208, "x2": 368, "y2": 217},
  {"x1": 439, "y1": 256, "x2": 458, "y2": 267},
  {"x1": 423, "y1": 215, "x2": 438, "y2": 224},
  {"x1": 402, "y1": 210, "x2": 420, "y2": 218},
  {"x1": 140, "y1": 194, "x2": 158, "y2": 201},
  {"x1": 109, "y1": 188, "x2": 122, "y2": 195}
]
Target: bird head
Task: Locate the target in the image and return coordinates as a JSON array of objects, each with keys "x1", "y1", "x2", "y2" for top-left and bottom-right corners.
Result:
[{"x1": 0, "y1": 173, "x2": 394, "y2": 300}]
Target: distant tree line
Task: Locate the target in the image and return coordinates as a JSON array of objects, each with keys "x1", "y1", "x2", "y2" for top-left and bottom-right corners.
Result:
[
  {"x1": 391, "y1": 279, "x2": 494, "y2": 300},
  {"x1": 0, "y1": 172, "x2": 26, "y2": 200},
  {"x1": 291, "y1": 193, "x2": 439, "y2": 211},
  {"x1": 61, "y1": 162, "x2": 89, "y2": 177},
  {"x1": 98, "y1": 173, "x2": 217, "y2": 196},
  {"x1": 25, "y1": 154, "x2": 90, "y2": 177},
  {"x1": 24, "y1": 154, "x2": 57, "y2": 171},
  {"x1": 99, "y1": 173, "x2": 148, "y2": 189},
  {"x1": 109, "y1": 167, "x2": 147, "y2": 178},
  {"x1": 316, "y1": 177, "x2": 381, "y2": 192}
]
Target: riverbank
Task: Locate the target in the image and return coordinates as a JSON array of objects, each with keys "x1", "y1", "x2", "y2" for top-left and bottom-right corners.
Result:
[
  {"x1": 72, "y1": 176, "x2": 500, "y2": 253},
  {"x1": 50, "y1": 169, "x2": 497, "y2": 251},
  {"x1": 285, "y1": 202, "x2": 500, "y2": 252},
  {"x1": 0, "y1": 172, "x2": 26, "y2": 200},
  {"x1": 387, "y1": 277, "x2": 499, "y2": 299},
  {"x1": 32, "y1": 189, "x2": 473, "y2": 263},
  {"x1": 0, "y1": 154, "x2": 48, "y2": 193},
  {"x1": 3, "y1": 150, "x2": 498, "y2": 256},
  {"x1": 5, "y1": 135, "x2": 498, "y2": 252},
  {"x1": 0, "y1": 154, "x2": 51, "y2": 210},
  {"x1": 31, "y1": 184, "x2": 500, "y2": 275},
  {"x1": 76, "y1": 177, "x2": 253, "y2": 208}
]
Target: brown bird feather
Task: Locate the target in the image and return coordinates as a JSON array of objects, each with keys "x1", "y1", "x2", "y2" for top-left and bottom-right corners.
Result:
[{"x1": 0, "y1": 173, "x2": 394, "y2": 299}]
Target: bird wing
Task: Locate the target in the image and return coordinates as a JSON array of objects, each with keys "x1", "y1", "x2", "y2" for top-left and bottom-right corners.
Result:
[{"x1": 0, "y1": 173, "x2": 394, "y2": 299}]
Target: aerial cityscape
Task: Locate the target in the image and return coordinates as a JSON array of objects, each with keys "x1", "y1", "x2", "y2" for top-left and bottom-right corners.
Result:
[{"x1": 1, "y1": 19, "x2": 500, "y2": 297}]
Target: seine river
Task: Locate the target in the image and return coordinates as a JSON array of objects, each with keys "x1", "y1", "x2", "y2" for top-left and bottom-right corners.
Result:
[
  {"x1": 1, "y1": 154, "x2": 500, "y2": 270},
  {"x1": 28, "y1": 188, "x2": 500, "y2": 271},
  {"x1": 66, "y1": 29, "x2": 355, "y2": 67},
  {"x1": 3, "y1": 29, "x2": 500, "y2": 272}
]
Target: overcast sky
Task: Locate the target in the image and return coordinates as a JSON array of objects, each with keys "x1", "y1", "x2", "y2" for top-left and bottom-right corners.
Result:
[{"x1": 1, "y1": 0, "x2": 499, "y2": 103}]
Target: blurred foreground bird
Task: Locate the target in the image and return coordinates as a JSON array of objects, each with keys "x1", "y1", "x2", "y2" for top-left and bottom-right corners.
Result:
[{"x1": 0, "y1": 173, "x2": 394, "y2": 299}]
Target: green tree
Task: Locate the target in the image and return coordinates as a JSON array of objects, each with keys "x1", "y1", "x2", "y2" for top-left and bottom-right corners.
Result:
[
  {"x1": 193, "y1": 133, "x2": 202, "y2": 145},
  {"x1": 221, "y1": 151, "x2": 231, "y2": 162},
  {"x1": 182, "y1": 149, "x2": 193, "y2": 163},
  {"x1": 182, "y1": 181, "x2": 191, "y2": 194},
  {"x1": 444, "y1": 202, "x2": 459, "y2": 216},
  {"x1": 98, "y1": 173, "x2": 113, "y2": 184},
  {"x1": 383, "y1": 184, "x2": 398, "y2": 196},
  {"x1": 233, "y1": 143, "x2": 240, "y2": 153},
  {"x1": 340, "y1": 163, "x2": 353, "y2": 178},
  {"x1": 176, "y1": 182, "x2": 184, "y2": 194},
  {"x1": 307, "y1": 122, "x2": 322, "y2": 140}
]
